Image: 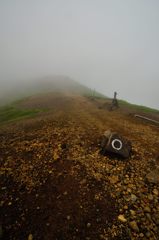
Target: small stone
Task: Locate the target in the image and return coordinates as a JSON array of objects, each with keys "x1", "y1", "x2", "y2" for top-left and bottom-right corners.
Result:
[
  {"x1": 123, "y1": 205, "x2": 128, "y2": 210},
  {"x1": 128, "y1": 183, "x2": 134, "y2": 189},
  {"x1": 109, "y1": 175, "x2": 119, "y2": 184},
  {"x1": 124, "y1": 179, "x2": 129, "y2": 185},
  {"x1": 28, "y1": 234, "x2": 33, "y2": 240},
  {"x1": 153, "y1": 189, "x2": 158, "y2": 196},
  {"x1": 154, "y1": 199, "x2": 158, "y2": 204},
  {"x1": 148, "y1": 194, "x2": 153, "y2": 201},
  {"x1": 96, "y1": 218, "x2": 101, "y2": 223},
  {"x1": 131, "y1": 194, "x2": 137, "y2": 202},
  {"x1": 144, "y1": 206, "x2": 151, "y2": 213},
  {"x1": 153, "y1": 213, "x2": 159, "y2": 225},
  {"x1": 63, "y1": 191, "x2": 68, "y2": 195},
  {"x1": 118, "y1": 214, "x2": 127, "y2": 223},
  {"x1": 99, "y1": 235, "x2": 105, "y2": 239},
  {"x1": 146, "y1": 169, "x2": 159, "y2": 184},
  {"x1": 87, "y1": 223, "x2": 91, "y2": 228},
  {"x1": 130, "y1": 210, "x2": 136, "y2": 216},
  {"x1": 127, "y1": 188, "x2": 132, "y2": 193},
  {"x1": 67, "y1": 215, "x2": 71, "y2": 220},
  {"x1": 153, "y1": 225, "x2": 158, "y2": 232},
  {"x1": 146, "y1": 213, "x2": 151, "y2": 221},
  {"x1": 94, "y1": 194, "x2": 100, "y2": 200},
  {"x1": 139, "y1": 233, "x2": 144, "y2": 238},
  {"x1": 116, "y1": 191, "x2": 121, "y2": 197},
  {"x1": 0, "y1": 201, "x2": 4, "y2": 207},
  {"x1": 129, "y1": 221, "x2": 139, "y2": 232},
  {"x1": 8, "y1": 202, "x2": 12, "y2": 206}
]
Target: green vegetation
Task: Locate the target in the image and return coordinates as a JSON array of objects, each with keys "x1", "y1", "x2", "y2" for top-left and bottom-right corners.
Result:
[
  {"x1": 0, "y1": 105, "x2": 44, "y2": 124},
  {"x1": 119, "y1": 100, "x2": 159, "y2": 113}
]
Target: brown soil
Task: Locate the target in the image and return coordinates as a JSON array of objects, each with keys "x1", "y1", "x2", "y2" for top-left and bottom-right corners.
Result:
[
  {"x1": 1, "y1": 159, "x2": 119, "y2": 240},
  {"x1": 0, "y1": 93, "x2": 159, "y2": 240}
]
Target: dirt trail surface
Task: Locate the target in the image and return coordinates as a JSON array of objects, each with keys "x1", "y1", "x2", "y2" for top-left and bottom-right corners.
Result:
[{"x1": 0, "y1": 93, "x2": 159, "y2": 240}]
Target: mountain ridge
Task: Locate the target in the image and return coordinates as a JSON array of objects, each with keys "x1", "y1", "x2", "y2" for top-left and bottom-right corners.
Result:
[{"x1": 0, "y1": 75, "x2": 106, "y2": 106}]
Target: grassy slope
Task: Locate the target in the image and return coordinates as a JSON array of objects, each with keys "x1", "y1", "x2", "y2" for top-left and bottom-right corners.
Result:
[
  {"x1": 1, "y1": 94, "x2": 158, "y2": 125},
  {"x1": 85, "y1": 94, "x2": 159, "y2": 114},
  {"x1": 119, "y1": 99, "x2": 159, "y2": 114},
  {"x1": 0, "y1": 77, "x2": 108, "y2": 124},
  {"x1": 0, "y1": 75, "x2": 158, "y2": 124},
  {"x1": 0, "y1": 105, "x2": 45, "y2": 124}
]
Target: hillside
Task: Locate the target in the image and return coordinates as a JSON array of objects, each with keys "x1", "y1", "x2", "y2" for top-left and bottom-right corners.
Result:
[
  {"x1": 0, "y1": 76, "x2": 105, "y2": 106},
  {"x1": 0, "y1": 90, "x2": 159, "y2": 239}
]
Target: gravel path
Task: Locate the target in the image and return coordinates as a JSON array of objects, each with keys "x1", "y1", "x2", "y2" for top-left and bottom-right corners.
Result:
[{"x1": 0, "y1": 94, "x2": 159, "y2": 239}]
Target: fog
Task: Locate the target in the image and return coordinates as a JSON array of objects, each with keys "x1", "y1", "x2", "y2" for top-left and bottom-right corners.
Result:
[{"x1": 0, "y1": 0, "x2": 159, "y2": 109}]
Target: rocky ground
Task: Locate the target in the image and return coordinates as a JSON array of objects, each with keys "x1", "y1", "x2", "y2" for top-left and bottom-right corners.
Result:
[{"x1": 0, "y1": 94, "x2": 159, "y2": 240}]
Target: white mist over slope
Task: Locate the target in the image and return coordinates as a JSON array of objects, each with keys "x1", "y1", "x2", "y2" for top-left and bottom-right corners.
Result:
[{"x1": 0, "y1": 1, "x2": 159, "y2": 109}]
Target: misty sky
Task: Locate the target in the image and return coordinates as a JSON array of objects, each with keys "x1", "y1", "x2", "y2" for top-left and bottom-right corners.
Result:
[{"x1": 0, "y1": 0, "x2": 159, "y2": 109}]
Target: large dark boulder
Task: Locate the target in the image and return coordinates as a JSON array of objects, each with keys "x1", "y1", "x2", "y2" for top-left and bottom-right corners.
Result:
[{"x1": 101, "y1": 130, "x2": 132, "y2": 158}]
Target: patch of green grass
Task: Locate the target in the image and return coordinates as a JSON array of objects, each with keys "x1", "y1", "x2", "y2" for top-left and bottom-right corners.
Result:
[
  {"x1": 119, "y1": 100, "x2": 159, "y2": 113},
  {"x1": 0, "y1": 105, "x2": 45, "y2": 124}
]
